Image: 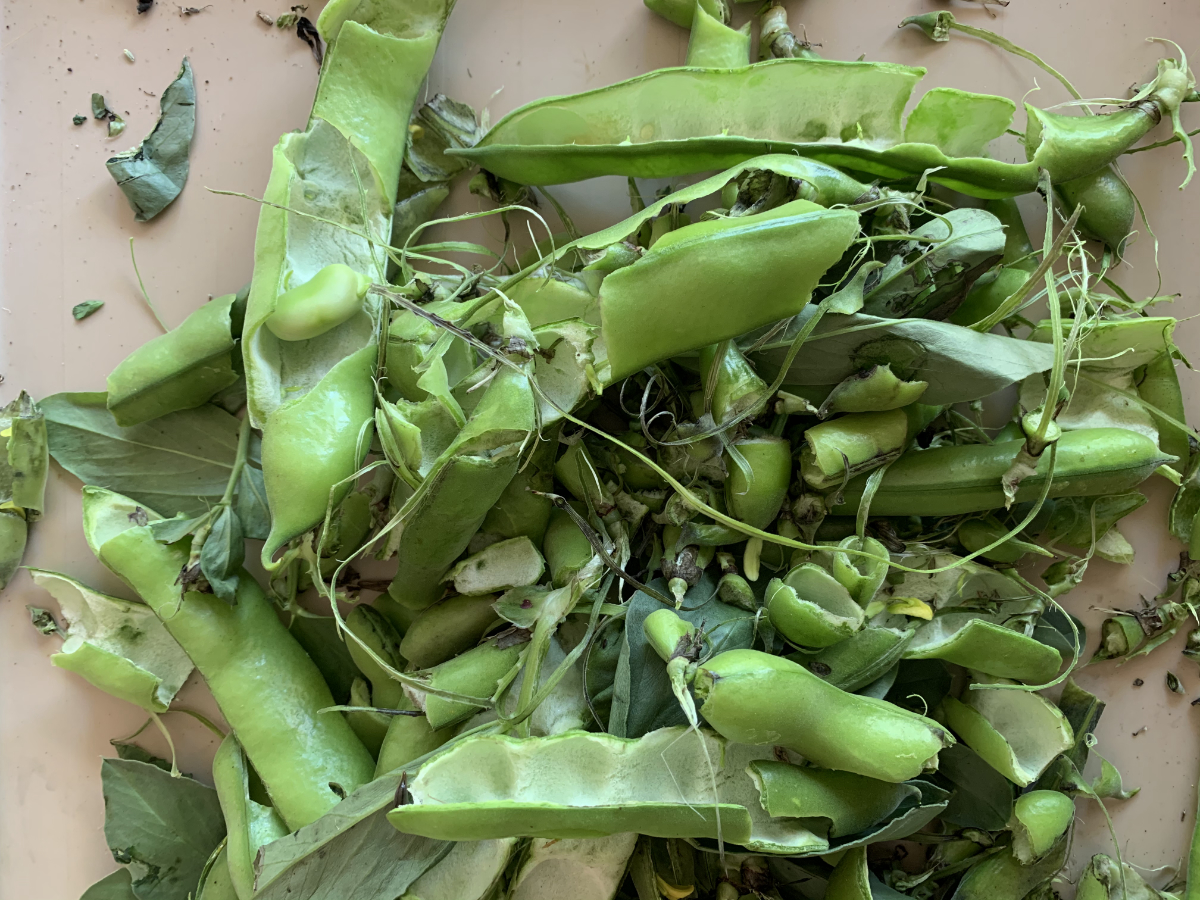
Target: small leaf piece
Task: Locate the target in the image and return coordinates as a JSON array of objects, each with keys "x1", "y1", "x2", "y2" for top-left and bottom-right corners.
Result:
[
  {"x1": 199, "y1": 506, "x2": 244, "y2": 604},
  {"x1": 106, "y1": 58, "x2": 196, "y2": 222},
  {"x1": 101, "y1": 758, "x2": 226, "y2": 900},
  {"x1": 73, "y1": 300, "x2": 106, "y2": 320},
  {"x1": 80, "y1": 868, "x2": 138, "y2": 900}
]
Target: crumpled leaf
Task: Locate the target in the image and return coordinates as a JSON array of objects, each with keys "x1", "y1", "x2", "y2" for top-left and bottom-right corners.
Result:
[
  {"x1": 752, "y1": 305, "x2": 1056, "y2": 406},
  {"x1": 42, "y1": 392, "x2": 241, "y2": 517},
  {"x1": 198, "y1": 505, "x2": 244, "y2": 604},
  {"x1": 406, "y1": 94, "x2": 483, "y2": 183},
  {"x1": 101, "y1": 758, "x2": 225, "y2": 900},
  {"x1": 74, "y1": 300, "x2": 105, "y2": 320},
  {"x1": 106, "y1": 58, "x2": 195, "y2": 222},
  {"x1": 29, "y1": 568, "x2": 192, "y2": 712}
]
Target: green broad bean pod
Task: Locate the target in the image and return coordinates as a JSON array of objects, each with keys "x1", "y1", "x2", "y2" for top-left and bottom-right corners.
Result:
[
  {"x1": 451, "y1": 56, "x2": 1192, "y2": 197},
  {"x1": 694, "y1": 649, "x2": 953, "y2": 782},
  {"x1": 212, "y1": 735, "x2": 289, "y2": 900},
  {"x1": 344, "y1": 605, "x2": 407, "y2": 710},
  {"x1": 446, "y1": 537, "x2": 546, "y2": 595},
  {"x1": 725, "y1": 436, "x2": 791, "y2": 530},
  {"x1": 700, "y1": 342, "x2": 770, "y2": 426},
  {"x1": 685, "y1": 4, "x2": 750, "y2": 68},
  {"x1": 30, "y1": 568, "x2": 194, "y2": 713},
  {"x1": 82, "y1": 487, "x2": 375, "y2": 829},
  {"x1": 949, "y1": 197, "x2": 1038, "y2": 327},
  {"x1": 596, "y1": 199, "x2": 858, "y2": 383},
  {"x1": 644, "y1": 0, "x2": 728, "y2": 30},
  {"x1": 382, "y1": 366, "x2": 535, "y2": 615},
  {"x1": 834, "y1": 427, "x2": 1170, "y2": 517},
  {"x1": 1008, "y1": 790, "x2": 1074, "y2": 864},
  {"x1": 803, "y1": 625, "x2": 914, "y2": 692},
  {"x1": 416, "y1": 633, "x2": 527, "y2": 729},
  {"x1": 543, "y1": 507, "x2": 597, "y2": 588},
  {"x1": 106, "y1": 293, "x2": 241, "y2": 427},
  {"x1": 950, "y1": 833, "x2": 1068, "y2": 900},
  {"x1": 800, "y1": 409, "x2": 909, "y2": 491},
  {"x1": 399, "y1": 592, "x2": 501, "y2": 668},
  {"x1": 1056, "y1": 166, "x2": 1135, "y2": 258},
  {"x1": 765, "y1": 564, "x2": 865, "y2": 648},
  {"x1": 0, "y1": 391, "x2": 47, "y2": 588},
  {"x1": 374, "y1": 703, "x2": 453, "y2": 779},
  {"x1": 243, "y1": 0, "x2": 456, "y2": 561},
  {"x1": 385, "y1": 299, "x2": 475, "y2": 408},
  {"x1": 904, "y1": 616, "x2": 1063, "y2": 685},
  {"x1": 818, "y1": 365, "x2": 928, "y2": 416}
]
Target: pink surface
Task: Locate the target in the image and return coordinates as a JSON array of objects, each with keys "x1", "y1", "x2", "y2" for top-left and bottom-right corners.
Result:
[{"x1": 2, "y1": 0, "x2": 1199, "y2": 896}]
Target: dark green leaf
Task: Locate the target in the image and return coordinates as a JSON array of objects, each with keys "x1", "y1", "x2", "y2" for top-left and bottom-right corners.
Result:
[
  {"x1": 937, "y1": 744, "x2": 1014, "y2": 830},
  {"x1": 611, "y1": 573, "x2": 755, "y2": 737},
  {"x1": 73, "y1": 113, "x2": 88, "y2": 126},
  {"x1": 81, "y1": 868, "x2": 138, "y2": 900},
  {"x1": 27, "y1": 605, "x2": 61, "y2": 636},
  {"x1": 885, "y1": 659, "x2": 951, "y2": 715},
  {"x1": 235, "y1": 463, "x2": 271, "y2": 541},
  {"x1": 106, "y1": 58, "x2": 195, "y2": 222},
  {"x1": 254, "y1": 773, "x2": 449, "y2": 900},
  {"x1": 199, "y1": 506, "x2": 243, "y2": 604},
  {"x1": 1056, "y1": 678, "x2": 1105, "y2": 773},
  {"x1": 42, "y1": 392, "x2": 240, "y2": 517},
  {"x1": 101, "y1": 758, "x2": 225, "y2": 900},
  {"x1": 112, "y1": 742, "x2": 173, "y2": 774},
  {"x1": 73, "y1": 300, "x2": 105, "y2": 320}
]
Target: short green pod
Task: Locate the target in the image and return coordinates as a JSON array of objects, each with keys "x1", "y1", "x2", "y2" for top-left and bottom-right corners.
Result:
[
  {"x1": 1088, "y1": 614, "x2": 1144, "y2": 663},
  {"x1": 1138, "y1": 348, "x2": 1190, "y2": 478},
  {"x1": 613, "y1": 432, "x2": 667, "y2": 491},
  {"x1": 212, "y1": 735, "x2": 288, "y2": 900},
  {"x1": 834, "y1": 428, "x2": 1171, "y2": 517},
  {"x1": 555, "y1": 439, "x2": 614, "y2": 513},
  {"x1": 399, "y1": 592, "x2": 501, "y2": 669},
  {"x1": 685, "y1": 3, "x2": 751, "y2": 69},
  {"x1": 765, "y1": 565, "x2": 865, "y2": 649},
  {"x1": 344, "y1": 604, "x2": 407, "y2": 710},
  {"x1": 694, "y1": 649, "x2": 953, "y2": 782},
  {"x1": 0, "y1": 509, "x2": 28, "y2": 590},
  {"x1": 957, "y1": 517, "x2": 1049, "y2": 564},
  {"x1": 823, "y1": 846, "x2": 871, "y2": 900},
  {"x1": 699, "y1": 341, "x2": 770, "y2": 426},
  {"x1": 374, "y1": 703, "x2": 454, "y2": 779},
  {"x1": 82, "y1": 487, "x2": 375, "y2": 830},
  {"x1": 263, "y1": 263, "x2": 371, "y2": 342},
  {"x1": 1008, "y1": 790, "x2": 1074, "y2": 864},
  {"x1": 717, "y1": 572, "x2": 757, "y2": 610},
  {"x1": 801, "y1": 409, "x2": 909, "y2": 491},
  {"x1": 950, "y1": 832, "x2": 1068, "y2": 900},
  {"x1": 446, "y1": 536, "x2": 546, "y2": 595},
  {"x1": 543, "y1": 507, "x2": 595, "y2": 588},
  {"x1": 644, "y1": 0, "x2": 729, "y2": 29},
  {"x1": 725, "y1": 436, "x2": 791, "y2": 530},
  {"x1": 420, "y1": 635, "x2": 526, "y2": 730},
  {"x1": 1056, "y1": 166, "x2": 1134, "y2": 259},
  {"x1": 195, "y1": 846, "x2": 238, "y2": 900},
  {"x1": 818, "y1": 365, "x2": 928, "y2": 416},
  {"x1": 644, "y1": 608, "x2": 697, "y2": 663},
  {"x1": 828, "y1": 535, "x2": 890, "y2": 605},
  {"x1": 106, "y1": 294, "x2": 240, "y2": 426}
]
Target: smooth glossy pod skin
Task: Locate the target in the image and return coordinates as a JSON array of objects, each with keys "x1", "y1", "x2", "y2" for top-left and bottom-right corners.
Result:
[
  {"x1": 399, "y1": 593, "x2": 501, "y2": 668},
  {"x1": 83, "y1": 487, "x2": 375, "y2": 830},
  {"x1": 106, "y1": 294, "x2": 240, "y2": 427},
  {"x1": 725, "y1": 436, "x2": 791, "y2": 530},
  {"x1": 694, "y1": 649, "x2": 953, "y2": 782},
  {"x1": 419, "y1": 636, "x2": 526, "y2": 729},
  {"x1": 950, "y1": 833, "x2": 1068, "y2": 900},
  {"x1": 264, "y1": 264, "x2": 371, "y2": 342},
  {"x1": 1056, "y1": 166, "x2": 1135, "y2": 258},
  {"x1": 598, "y1": 200, "x2": 858, "y2": 383},
  {"x1": 543, "y1": 507, "x2": 595, "y2": 588},
  {"x1": 374, "y1": 705, "x2": 453, "y2": 778},
  {"x1": 834, "y1": 428, "x2": 1170, "y2": 517}
]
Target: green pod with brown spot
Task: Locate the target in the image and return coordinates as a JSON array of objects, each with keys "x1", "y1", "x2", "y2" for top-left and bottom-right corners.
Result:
[{"x1": 694, "y1": 648, "x2": 953, "y2": 782}]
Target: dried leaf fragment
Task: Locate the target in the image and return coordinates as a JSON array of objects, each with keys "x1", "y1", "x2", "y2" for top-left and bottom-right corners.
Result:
[
  {"x1": 295, "y1": 15, "x2": 323, "y2": 63},
  {"x1": 72, "y1": 300, "x2": 104, "y2": 321},
  {"x1": 255, "y1": 10, "x2": 274, "y2": 24},
  {"x1": 136, "y1": 0, "x2": 153, "y2": 12}
]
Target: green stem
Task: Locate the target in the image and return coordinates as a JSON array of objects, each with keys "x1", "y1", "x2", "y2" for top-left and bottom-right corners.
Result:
[
  {"x1": 1126, "y1": 125, "x2": 1200, "y2": 155},
  {"x1": 221, "y1": 415, "x2": 253, "y2": 506},
  {"x1": 949, "y1": 21, "x2": 1081, "y2": 102},
  {"x1": 128, "y1": 237, "x2": 169, "y2": 332}
]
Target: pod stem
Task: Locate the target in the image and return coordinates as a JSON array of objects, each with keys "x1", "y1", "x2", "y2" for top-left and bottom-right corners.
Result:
[{"x1": 128, "y1": 237, "x2": 170, "y2": 333}]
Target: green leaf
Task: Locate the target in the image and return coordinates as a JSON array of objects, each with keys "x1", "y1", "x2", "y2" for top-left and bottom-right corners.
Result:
[
  {"x1": 105, "y1": 58, "x2": 195, "y2": 222},
  {"x1": 148, "y1": 511, "x2": 213, "y2": 544},
  {"x1": 234, "y1": 463, "x2": 270, "y2": 541},
  {"x1": 81, "y1": 868, "x2": 138, "y2": 900},
  {"x1": 611, "y1": 573, "x2": 755, "y2": 737},
  {"x1": 199, "y1": 506, "x2": 243, "y2": 604},
  {"x1": 937, "y1": 743, "x2": 1014, "y2": 830},
  {"x1": 101, "y1": 758, "x2": 225, "y2": 900},
  {"x1": 753, "y1": 306, "x2": 1056, "y2": 406},
  {"x1": 253, "y1": 772, "x2": 450, "y2": 900},
  {"x1": 113, "y1": 742, "x2": 174, "y2": 774},
  {"x1": 74, "y1": 300, "x2": 105, "y2": 320},
  {"x1": 93, "y1": 93, "x2": 112, "y2": 119},
  {"x1": 42, "y1": 392, "x2": 240, "y2": 517}
]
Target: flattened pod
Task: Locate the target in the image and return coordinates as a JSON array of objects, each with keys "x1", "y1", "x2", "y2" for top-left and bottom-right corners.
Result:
[{"x1": 694, "y1": 648, "x2": 953, "y2": 782}]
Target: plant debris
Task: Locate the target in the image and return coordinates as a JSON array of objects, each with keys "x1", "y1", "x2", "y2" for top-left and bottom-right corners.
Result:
[
  {"x1": 124, "y1": 49, "x2": 136, "y2": 63},
  {"x1": 178, "y1": 4, "x2": 211, "y2": 14},
  {"x1": 256, "y1": 10, "x2": 274, "y2": 25},
  {"x1": 136, "y1": 0, "x2": 153, "y2": 12},
  {"x1": 72, "y1": 301, "x2": 104, "y2": 321},
  {"x1": 105, "y1": 58, "x2": 196, "y2": 222},
  {"x1": 1168, "y1": 671, "x2": 1185, "y2": 694},
  {"x1": 72, "y1": 114, "x2": 86, "y2": 126},
  {"x1": 296, "y1": 14, "x2": 323, "y2": 64}
]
